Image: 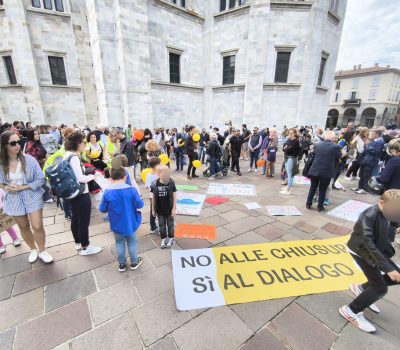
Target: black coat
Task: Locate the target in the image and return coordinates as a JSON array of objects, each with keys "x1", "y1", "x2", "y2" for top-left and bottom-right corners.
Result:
[
  {"x1": 308, "y1": 141, "x2": 341, "y2": 179},
  {"x1": 347, "y1": 205, "x2": 395, "y2": 273}
]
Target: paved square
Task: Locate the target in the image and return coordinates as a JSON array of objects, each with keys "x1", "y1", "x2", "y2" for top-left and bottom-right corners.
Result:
[{"x1": 0, "y1": 159, "x2": 399, "y2": 349}]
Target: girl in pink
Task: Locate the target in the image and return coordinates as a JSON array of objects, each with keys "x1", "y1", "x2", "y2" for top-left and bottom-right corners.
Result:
[{"x1": 0, "y1": 188, "x2": 20, "y2": 254}]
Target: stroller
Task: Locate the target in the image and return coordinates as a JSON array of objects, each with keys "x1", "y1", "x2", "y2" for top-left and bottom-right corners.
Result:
[{"x1": 203, "y1": 151, "x2": 229, "y2": 178}]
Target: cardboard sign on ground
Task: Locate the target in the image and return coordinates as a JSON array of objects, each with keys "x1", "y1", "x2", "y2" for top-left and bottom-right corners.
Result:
[
  {"x1": 266, "y1": 206, "x2": 302, "y2": 216},
  {"x1": 176, "y1": 185, "x2": 199, "y2": 191},
  {"x1": 172, "y1": 236, "x2": 366, "y2": 310},
  {"x1": 176, "y1": 192, "x2": 206, "y2": 216},
  {"x1": 207, "y1": 183, "x2": 257, "y2": 196},
  {"x1": 176, "y1": 224, "x2": 216, "y2": 240},
  {"x1": 205, "y1": 197, "x2": 229, "y2": 206},
  {"x1": 0, "y1": 212, "x2": 15, "y2": 232},
  {"x1": 327, "y1": 200, "x2": 373, "y2": 222}
]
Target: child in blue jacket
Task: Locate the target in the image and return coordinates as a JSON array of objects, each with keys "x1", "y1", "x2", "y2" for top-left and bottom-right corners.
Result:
[{"x1": 99, "y1": 157, "x2": 144, "y2": 272}]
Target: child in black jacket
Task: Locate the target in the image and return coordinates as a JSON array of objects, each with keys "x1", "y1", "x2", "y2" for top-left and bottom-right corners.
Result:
[{"x1": 339, "y1": 189, "x2": 400, "y2": 333}]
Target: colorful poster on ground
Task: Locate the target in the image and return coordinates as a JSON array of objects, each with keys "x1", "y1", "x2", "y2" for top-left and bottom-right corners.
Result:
[
  {"x1": 327, "y1": 200, "x2": 373, "y2": 222},
  {"x1": 176, "y1": 185, "x2": 199, "y2": 191},
  {"x1": 205, "y1": 197, "x2": 229, "y2": 206},
  {"x1": 172, "y1": 236, "x2": 366, "y2": 310},
  {"x1": 294, "y1": 176, "x2": 311, "y2": 185},
  {"x1": 266, "y1": 206, "x2": 302, "y2": 216},
  {"x1": 176, "y1": 192, "x2": 206, "y2": 216},
  {"x1": 207, "y1": 183, "x2": 257, "y2": 196},
  {"x1": 176, "y1": 224, "x2": 216, "y2": 240}
]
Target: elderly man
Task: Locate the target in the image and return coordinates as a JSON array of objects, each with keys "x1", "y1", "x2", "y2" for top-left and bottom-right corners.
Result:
[{"x1": 306, "y1": 130, "x2": 341, "y2": 212}]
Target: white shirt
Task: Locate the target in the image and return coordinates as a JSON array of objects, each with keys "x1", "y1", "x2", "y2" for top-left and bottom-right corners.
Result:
[
  {"x1": 64, "y1": 152, "x2": 94, "y2": 194},
  {"x1": 9, "y1": 161, "x2": 24, "y2": 186}
]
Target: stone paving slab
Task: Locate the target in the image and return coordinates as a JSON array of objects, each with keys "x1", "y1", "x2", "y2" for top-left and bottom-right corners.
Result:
[
  {"x1": 13, "y1": 299, "x2": 91, "y2": 350},
  {"x1": 71, "y1": 313, "x2": 142, "y2": 350},
  {"x1": 0, "y1": 328, "x2": 15, "y2": 350},
  {"x1": 13, "y1": 260, "x2": 66, "y2": 296},
  {"x1": 66, "y1": 246, "x2": 115, "y2": 276},
  {"x1": 0, "y1": 275, "x2": 15, "y2": 301},
  {"x1": 173, "y1": 306, "x2": 253, "y2": 350},
  {"x1": 0, "y1": 253, "x2": 31, "y2": 278},
  {"x1": 240, "y1": 328, "x2": 289, "y2": 350},
  {"x1": 269, "y1": 303, "x2": 337, "y2": 350},
  {"x1": 219, "y1": 209, "x2": 249, "y2": 222},
  {"x1": 45, "y1": 271, "x2": 97, "y2": 312},
  {"x1": 224, "y1": 231, "x2": 267, "y2": 246},
  {"x1": 295, "y1": 292, "x2": 353, "y2": 333},
  {"x1": 322, "y1": 223, "x2": 351, "y2": 236},
  {"x1": 230, "y1": 297, "x2": 295, "y2": 332},
  {"x1": 332, "y1": 324, "x2": 400, "y2": 350},
  {"x1": 176, "y1": 238, "x2": 212, "y2": 250},
  {"x1": 132, "y1": 264, "x2": 174, "y2": 303},
  {"x1": 0, "y1": 287, "x2": 43, "y2": 332},
  {"x1": 89, "y1": 279, "x2": 141, "y2": 326},
  {"x1": 148, "y1": 336, "x2": 178, "y2": 350},
  {"x1": 223, "y1": 216, "x2": 265, "y2": 235},
  {"x1": 133, "y1": 292, "x2": 191, "y2": 346}
]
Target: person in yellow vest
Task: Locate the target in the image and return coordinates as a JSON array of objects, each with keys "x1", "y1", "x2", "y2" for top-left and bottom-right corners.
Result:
[
  {"x1": 105, "y1": 129, "x2": 120, "y2": 164},
  {"x1": 86, "y1": 131, "x2": 107, "y2": 170}
]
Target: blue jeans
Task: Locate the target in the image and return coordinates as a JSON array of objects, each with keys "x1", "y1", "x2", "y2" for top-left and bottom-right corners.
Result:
[
  {"x1": 174, "y1": 149, "x2": 184, "y2": 170},
  {"x1": 114, "y1": 232, "x2": 138, "y2": 265},
  {"x1": 210, "y1": 156, "x2": 220, "y2": 176},
  {"x1": 286, "y1": 157, "x2": 294, "y2": 188},
  {"x1": 198, "y1": 145, "x2": 204, "y2": 163},
  {"x1": 249, "y1": 150, "x2": 258, "y2": 169}
]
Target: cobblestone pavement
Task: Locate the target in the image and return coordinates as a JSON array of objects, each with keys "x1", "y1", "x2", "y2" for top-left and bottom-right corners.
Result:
[{"x1": 1, "y1": 158, "x2": 400, "y2": 350}]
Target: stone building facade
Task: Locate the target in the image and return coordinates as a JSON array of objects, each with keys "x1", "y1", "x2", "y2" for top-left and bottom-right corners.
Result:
[
  {"x1": 0, "y1": 0, "x2": 347, "y2": 129},
  {"x1": 327, "y1": 65, "x2": 400, "y2": 129}
]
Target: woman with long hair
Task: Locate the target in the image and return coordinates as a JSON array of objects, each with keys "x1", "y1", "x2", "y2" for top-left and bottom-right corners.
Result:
[
  {"x1": 25, "y1": 129, "x2": 47, "y2": 169},
  {"x1": 85, "y1": 131, "x2": 107, "y2": 170},
  {"x1": 0, "y1": 131, "x2": 53, "y2": 263},
  {"x1": 280, "y1": 128, "x2": 301, "y2": 195}
]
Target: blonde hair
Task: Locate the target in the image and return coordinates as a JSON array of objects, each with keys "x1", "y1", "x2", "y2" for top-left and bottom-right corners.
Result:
[
  {"x1": 157, "y1": 164, "x2": 170, "y2": 175},
  {"x1": 388, "y1": 139, "x2": 400, "y2": 153},
  {"x1": 382, "y1": 189, "x2": 400, "y2": 202}
]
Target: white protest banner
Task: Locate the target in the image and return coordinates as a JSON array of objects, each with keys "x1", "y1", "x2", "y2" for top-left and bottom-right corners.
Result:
[
  {"x1": 266, "y1": 206, "x2": 302, "y2": 216},
  {"x1": 176, "y1": 192, "x2": 206, "y2": 216},
  {"x1": 207, "y1": 183, "x2": 257, "y2": 196},
  {"x1": 244, "y1": 202, "x2": 261, "y2": 210},
  {"x1": 328, "y1": 200, "x2": 373, "y2": 222}
]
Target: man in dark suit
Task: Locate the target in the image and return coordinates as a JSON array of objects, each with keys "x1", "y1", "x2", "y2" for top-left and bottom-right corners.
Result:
[{"x1": 306, "y1": 131, "x2": 341, "y2": 211}]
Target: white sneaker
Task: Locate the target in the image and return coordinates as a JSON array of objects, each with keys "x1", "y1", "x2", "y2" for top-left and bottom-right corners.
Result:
[
  {"x1": 254, "y1": 169, "x2": 258, "y2": 173},
  {"x1": 339, "y1": 305, "x2": 376, "y2": 333},
  {"x1": 28, "y1": 249, "x2": 39, "y2": 263},
  {"x1": 0, "y1": 246, "x2": 5, "y2": 254},
  {"x1": 208, "y1": 176, "x2": 215, "y2": 181},
  {"x1": 279, "y1": 189, "x2": 292, "y2": 195},
  {"x1": 160, "y1": 238, "x2": 167, "y2": 249},
  {"x1": 167, "y1": 238, "x2": 175, "y2": 248},
  {"x1": 351, "y1": 187, "x2": 359, "y2": 191},
  {"x1": 248, "y1": 168, "x2": 252, "y2": 172},
  {"x1": 39, "y1": 251, "x2": 54, "y2": 264},
  {"x1": 356, "y1": 189, "x2": 366, "y2": 194},
  {"x1": 75, "y1": 243, "x2": 82, "y2": 251},
  {"x1": 44, "y1": 198, "x2": 54, "y2": 203},
  {"x1": 13, "y1": 239, "x2": 21, "y2": 247},
  {"x1": 349, "y1": 284, "x2": 380, "y2": 313},
  {"x1": 79, "y1": 245, "x2": 102, "y2": 256}
]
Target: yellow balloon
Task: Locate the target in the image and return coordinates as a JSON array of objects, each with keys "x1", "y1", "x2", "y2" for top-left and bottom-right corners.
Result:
[
  {"x1": 159, "y1": 153, "x2": 169, "y2": 165},
  {"x1": 192, "y1": 160, "x2": 202, "y2": 168},
  {"x1": 193, "y1": 133, "x2": 200, "y2": 142},
  {"x1": 141, "y1": 168, "x2": 152, "y2": 183}
]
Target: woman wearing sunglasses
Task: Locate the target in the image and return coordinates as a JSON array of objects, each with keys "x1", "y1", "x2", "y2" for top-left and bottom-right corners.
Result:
[{"x1": 0, "y1": 131, "x2": 53, "y2": 263}]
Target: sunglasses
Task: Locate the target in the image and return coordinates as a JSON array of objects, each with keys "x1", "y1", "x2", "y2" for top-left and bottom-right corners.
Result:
[{"x1": 7, "y1": 140, "x2": 22, "y2": 147}]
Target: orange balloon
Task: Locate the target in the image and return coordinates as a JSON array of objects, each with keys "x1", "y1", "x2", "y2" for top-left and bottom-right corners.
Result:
[
  {"x1": 256, "y1": 159, "x2": 265, "y2": 168},
  {"x1": 134, "y1": 129, "x2": 144, "y2": 141}
]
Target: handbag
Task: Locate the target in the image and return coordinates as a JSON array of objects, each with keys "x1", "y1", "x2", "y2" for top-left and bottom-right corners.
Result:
[{"x1": 302, "y1": 152, "x2": 315, "y2": 177}]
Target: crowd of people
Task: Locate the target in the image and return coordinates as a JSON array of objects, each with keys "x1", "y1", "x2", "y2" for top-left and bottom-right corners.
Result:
[{"x1": 0, "y1": 119, "x2": 399, "y2": 334}]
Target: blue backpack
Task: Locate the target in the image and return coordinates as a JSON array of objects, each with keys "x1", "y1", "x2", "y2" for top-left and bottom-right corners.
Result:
[{"x1": 45, "y1": 155, "x2": 84, "y2": 199}]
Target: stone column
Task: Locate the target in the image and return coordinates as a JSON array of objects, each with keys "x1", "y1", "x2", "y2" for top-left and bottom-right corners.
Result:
[
  {"x1": 243, "y1": 0, "x2": 270, "y2": 128},
  {"x1": 6, "y1": 0, "x2": 45, "y2": 123},
  {"x1": 203, "y1": 0, "x2": 214, "y2": 129}
]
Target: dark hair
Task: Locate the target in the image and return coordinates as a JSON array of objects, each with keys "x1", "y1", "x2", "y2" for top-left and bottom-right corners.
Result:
[
  {"x1": 149, "y1": 157, "x2": 161, "y2": 169},
  {"x1": 188, "y1": 125, "x2": 195, "y2": 132},
  {"x1": 0, "y1": 131, "x2": 26, "y2": 180},
  {"x1": 144, "y1": 128, "x2": 152, "y2": 139},
  {"x1": 86, "y1": 131, "x2": 99, "y2": 143},
  {"x1": 13, "y1": 121, "x2": 21, "y2": 127},
  {"x1": 65, "y1": 131, "x2": 85, "y2": 151},
  {"x1": 110, "y1": 167, "x2": 126, "y2": 180},
  {"x1": 242, "y1": 124, "x2": 247, "y2": 128},
  {"x1": 26, "y1": 129, "x2": 41, "y2": 144}
]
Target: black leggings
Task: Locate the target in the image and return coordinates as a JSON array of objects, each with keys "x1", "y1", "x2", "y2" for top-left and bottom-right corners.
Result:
[
  {"x1": 70, "y1": 193, "x2": 91, "y2": 247},
  {"x1": 349, "y1": 254, "x2": 400, "y2": 314},
  {"x1": 346, "y1": 159, "x2": 360, "y2": 178}
]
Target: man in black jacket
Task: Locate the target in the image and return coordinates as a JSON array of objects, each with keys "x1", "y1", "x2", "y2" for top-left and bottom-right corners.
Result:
[
  {"x1": 306, "y1": 131, "x2": 341, "y2": 211},
  {"x1": 206, "y1": 133, "x2": 222, "y2": 180},
  {"x1": 185, "y1": 125, "x2": 198, "y2": 179},
  {"x1": 117, "y1": 128, "x2": 135, "y2": 166},
  {"x1": 339, "y1": 189, "x2": 400, "y2": 333}
]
